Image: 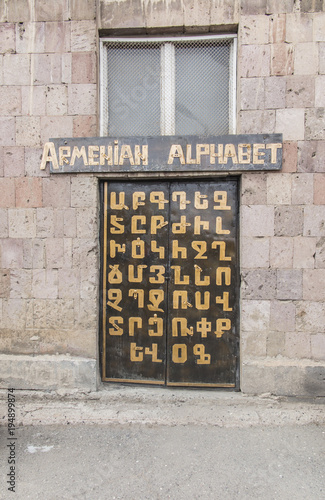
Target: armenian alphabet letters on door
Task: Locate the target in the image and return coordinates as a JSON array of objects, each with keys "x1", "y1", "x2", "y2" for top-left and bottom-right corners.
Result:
[{"x1": 101, "y1": 180, "x2": 239, "y2": 387}]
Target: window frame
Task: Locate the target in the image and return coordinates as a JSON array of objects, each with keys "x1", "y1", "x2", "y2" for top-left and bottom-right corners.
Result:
[{"x1": 100, "y1": 34, "x2": 237, "y2": 137}]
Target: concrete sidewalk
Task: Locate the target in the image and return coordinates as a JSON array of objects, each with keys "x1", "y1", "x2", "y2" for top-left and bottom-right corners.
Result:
[{"x1": 1, "y1": 388, "x2": 324, "y2": 499}]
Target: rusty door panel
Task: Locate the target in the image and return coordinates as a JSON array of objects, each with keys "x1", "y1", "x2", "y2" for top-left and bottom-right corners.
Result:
[{"x1": 100, "y1": 179, "x2": 239, "y2": 387}]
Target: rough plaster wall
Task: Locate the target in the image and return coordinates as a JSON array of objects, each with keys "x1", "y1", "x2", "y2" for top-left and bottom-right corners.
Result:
[{"x1": 0, "y1": 0, "x2": 324, "y2": 393}]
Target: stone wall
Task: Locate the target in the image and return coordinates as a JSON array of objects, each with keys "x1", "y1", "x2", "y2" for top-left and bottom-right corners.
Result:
[{"x1": 0, "y1": 0, "x2": 324, "y2": 395}]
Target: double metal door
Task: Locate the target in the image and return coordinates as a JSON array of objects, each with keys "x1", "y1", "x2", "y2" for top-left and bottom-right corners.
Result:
[{"x1": 100, "y1": 180, "x2": 239, "y2": 387}]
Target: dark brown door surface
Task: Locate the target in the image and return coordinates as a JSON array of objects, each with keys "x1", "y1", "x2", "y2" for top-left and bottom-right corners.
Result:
[{"x1": 100, "y1": 179, "x2": 239, "y2": 387}]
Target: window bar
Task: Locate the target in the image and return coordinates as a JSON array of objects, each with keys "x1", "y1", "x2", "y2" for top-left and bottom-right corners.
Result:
[
  {"x1": 229, "y1": 37, "x2": 237, "y2": 134},
  {"x1": 160, "y1": 43, "x2": 175, "y2": 135}
]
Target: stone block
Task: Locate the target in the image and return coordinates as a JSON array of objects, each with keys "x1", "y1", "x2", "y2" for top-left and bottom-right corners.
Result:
[
  {"x1": 0, "y1": 238, "x2": 23, "y2": 268},
  {"x1": 304, "y1": 206, "x2": 325, "y2": 236},
  {"x1": 300, "y1": 0, "x2": 323, "y2": 12},
  {"x1": 266, "y1": 173, "x2": 292, "y2": 204},
  {"x1": 0, "y1": 178, "x2": 15, "y2": 208},
  {"x1": 291, "y1": 173, "x2": 313, "y2": 205},
  {"x1": 293, "y1": 236, "x2": 316, "y2": 268},
  {"x1": 275, "y1": 206, "x2": 303, "y2": 236},
  {"x1": 314, "y1": 235, "x2": 324, "y2": 269},
  {"x1": 16, "y1": 116, "x2": 41, "y2": 147},
  {"x1": 23, "y1": 238, "x2": 45, "y2": 269},
  {"x1": 241, "y1": 205, "x2": 274, "y2": 236},
  {"x1": 80, "y1": 266, "x2": 98, "y2": 300},
  {"x1": 4, "y1": 147, "x2": 25, "y2": 177},
  {"x1": 8, "y1": 208, "x2": 36, "y2": 238},
  {"x1": 0, "y1": 86, "x2": 21, "y2": 115},
  {"x1": 32, "y1": 53, "x2": 61, "y2": 85},
  {"x1": 183, "y1": 0, "x2": 212, "y2": 27},
  {"x1": 315, "y1": 76, "x2": 325, "y2": 107},
  {"x1": 58, "y1": 268, "x2": 80, "y2": 299},
  {"x1": 314, "y1": 173, "x2": 325, "y2": 204},
  {"x1": 298, "y1": 140, "x2": 325, "y2": 172},
  {"x1": 269, "y1": 14, "x2": 286, "y2": 43},
  {"x1": 264, "y1": 76, "x2": 285, "y2": 109},
  {"x1": 240, "y1": 15, "x2": 270, "y2": 44},
  {"x1": 319, "y1": 42, "x2": 325, "y2": 74},
  {"x1": 45, "y1": 238, "x2": 65, "y2": 268},
  {"x1": 32, "y1": 269, "x2": 58, "y2": 299},
  {"x1": 0, "y1": 209, "x2": 8, "y2": 237},
  {"x1": 208, "y1": 0, "x2": 240, "y2": 25},
  {"x1": 239, "y1": 44, "x2": 270, "y2": 78},
  {"x1": 21, "y1": 85, "x2": 46, "y2": 116},
  {"x1": 0, "y1": 117, "x2": 15, "y2": 146},
  {"x1": 0, "y1": 269, "x2": 10, "y2": 298},
  {"x1": 72, "y1": 238, "x2": 98, "y2": 269},
  {"x1": 270, "y1": 300, "x2": 296, "y2": 331},
  {"x1": 99, "y1": 0, "x2": 145, "y2": 29},
  {"x1": 241, "y1": 299, "x2": 270, "y2": 331},
  {"x1": 282, "y1": 141, "x2": 297, "y2": 173},
  {"x1": 70, "y1": 0, "x2": 96, "y2": 20},
  {"x1": 42, "y1": 177, "x2": 71, "y2": 208},
  {"x1": 270, "y1": 43, "x2": 294, "y2": 76},
  {"x1": 0, "y1": 146, "x2": 3, "y2": 176},
  {"x1": 71, "y1": 20, "x2": 96, "y2": 52},
  {"x1": 241, "y1": 269, "x2": 277, "y2": 299},
  {"x1": 277, "y1": 269, "x2": 303, "y2": 299},
  {"x1": 241, "y1": 237, "x2": 270, "y2": 268},
  {"x1": 238, "y1": 110, "x2": 276, "y2": 134},
  {"x1": 76, "y1": 208, "x2": 98, "y2": 238},
  {"x1": 286, "y1": 75, "x2": 315, "y2": 108},
  {"x1": 73, "y1": 115, "x2": 97, "y2": 137},
  {"x1": 62, "y1": 53, "x2": 72, "y2": 84},
  {"x1": 15, "y1": 178, "x2": 42, "y2": 208},
  {"x1": 71, "y1": 176, "x2": 98, "y2": 208},
  {"x1": 35, "y1": 0, "x2": 69, "y2": 21},
  {"x1": 74, "y1": 297, "x2": 98, "y2": 330},
  {"x1": 270, "y1": 236, "x2": 293, "y2": 268},
  {"x1": 275, "y1": 108, "x2": 304, "y2": 141},
  {"x1": 5, "y1": 0, "x2": 31, "y2": 22},
  {"x1": 3, "y1": 53, "x2": 30, "y2": 85},
  {"x1": 285, "y1": 332, "x2": 311, "y2": 358},
  {"x1": 267, "y1": 0, "x2": 294, "y2": 14},
  {"x1": 25, "y1": 147, "x2": 49, "y2": 178},
  {"x1": 71, "y1": 52, "x2": 96, "y2": 84},
  {"x1": 10, "y1": 269, "x2": 32, "y2": 299},
  {"x1": 266, "y1": 330, "x2": 285, "y2": 357},
  {"x1": 241, "y1": 0, "x2": 267, "y2": 14},
  {"x1": 68, "y1": 84, "x2": 97, "y2": 115},
  {"x1": 311, "y1": 334, "x2": 325, "y2": 360},
  {"x1": 286, "y1": 13, "x2": 313, "y2": 43},
  {"x1": 303, "y1": 269, "x2": 325, "y2": 300},
  {"x1": 241, "y1": 330, "x2": 267, "y2": 358},
  {"x1": 241, "y1": 172, "x2": 267, "y2": 204},
  {"x1": 296, "y1": 301, "x2": 325, "y2": 332},
  {"x1": 40, "y1": 116, "x2": 73, "y2": 143},
  {"x1": 54, "y1": 208, "x2": 77, "y2": 238},
  {"x1": 0, "y1": 23, "x2": 16, "y2": 53},
  {"x1": 2, "y1": 299, "x2": 26, "y2": 329},
  {"x1": 45, "y1": 85, "x2": 68, "y2": 116},
  {"x1": 36, "y1": 208, "x2": 54, "y2": 237},
  {"x1": 45, "y1": 21, "x2": 70, "y2": 53},
  {"x1": 0, "y1": 354, "x2": 97, "y2": 391},
  {"x1": 15, "y1": 21, "x2": 45, "y2": 54},
  {"x1": 239, "y1": 78, "x2": 264, "y2": 110},
  {"x1": 294, "y1": 42, "x2": 318, "y2": 75}
]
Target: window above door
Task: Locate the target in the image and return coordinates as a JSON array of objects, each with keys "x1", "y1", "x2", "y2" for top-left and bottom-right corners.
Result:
[{"x1": 100, "y1": 35, "x2": 237, "y2": 137}]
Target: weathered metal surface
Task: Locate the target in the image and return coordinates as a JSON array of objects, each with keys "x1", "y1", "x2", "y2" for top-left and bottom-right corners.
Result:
[
  {"x1": 42, "y1": 134, "x2": 282, "y2": 173},
  {"x1": 100, "y1": 180, "x2": 239, "y2": 387}
]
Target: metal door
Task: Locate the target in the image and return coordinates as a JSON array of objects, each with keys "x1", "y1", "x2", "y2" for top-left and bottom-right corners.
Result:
[{"x1": 100, "y1": 179, "x2": 239, "y2": 387}]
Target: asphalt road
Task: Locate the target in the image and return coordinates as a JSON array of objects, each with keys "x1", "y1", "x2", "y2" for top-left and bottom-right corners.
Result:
[{"x1": 1, "y1": 423, "x2": 324, "y2": 499}]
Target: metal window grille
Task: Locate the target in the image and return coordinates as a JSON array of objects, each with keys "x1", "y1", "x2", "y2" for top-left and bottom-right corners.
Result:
[{"x1": 100, "y1": 35, "x2": 236, "y2": 137}]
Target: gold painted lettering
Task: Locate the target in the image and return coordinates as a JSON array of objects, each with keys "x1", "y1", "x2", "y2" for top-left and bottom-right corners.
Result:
[
  {"x1": 129, "y1": 317, "x2": 142, "y2": 336},
  {"x1": 215, "y1": 318, "x2": 231, "y2": 338},
  {"x1": 172, "y1": 344, "x2": 187, "y2": 363},
  {"x1": 171, "y1": 266, "x2": 189, "y2": 285},
  {"x1": 238, "y1": 144, "x2": 251, "y2": 164},
  {"x1": 216, "y1": 267, "x2": 231, "y2": 286},
  {"x1": 172, "y1": 318, "x2": 193, "y2": 337},
  {"x1": 149, "y1": 265, "x2": 165, "y2": 284},
  {"x1": 151, "y1": 216, "x2": 168, "y2": 234},
  {"x1": 148, "y1": 290, "x2": 164, "y2": 312},
  {"x1": 172, "y1": 240, "x2": 187, "y2": 259},
  {"x1": 211, "y1": 241, "x2": 232, "y2": 261},
  {"x1": 148, "y1": 315, "x2": 163, "y2": 337},
  {"x1": 194, "y1": 264, "x2": 210, "y2": 286},
  {"x1": 109, "y1": 240, "x2": 126, "y2": 258},
  {"x1": 110, "y1": 192, "x2": 128, "y2": 210},
  {"x1": 131, "y1": 238, "x2": 145, "y2": 259},
  {"x1": 119, "y1": 144, "x2": 135, "y2": 165},
  {"x1": 213, "y1": 191, "x2": 231, "y2": 210},
  {"x1": 172, "y1": 216, "x2": 191, "y2": 234},
  {"x1": 88, "y1": 145, "x2": 99, "y2": 166},
  {"x1": 100, "y1": 145, "x2": 112, "y2": 165},
  {"x1": 210, "y1": 144, "x2": 225, "y2": 164},
  {"x1": 108, "y1": 264, "x2": 122, "y2": 284},
  {"x1": 186, "y1": 144, "x2": 197, "y2": 164},
  {"x1": 130, "y1": 342, "x2": 143, "y2": 361},
  {"x1": 193, "y1": 344, "x2": 211, "y2": 364},
  {"x1": 216, "y1": 292, "x2": 232, "y2": 311},
  {"x1": 134, "y1": 145, "x2": 148, "y2": 165},
  {"x1": 194, "y1": 216, "x2": 209, "y2": 235},
  {"x1": 144, "y1": 343, "x2": 162, "y2": 362},
  {"x1": 266, "y1": 143, "x2": 282, "y2": 163},
  {"x1": 196, "y1": 144, "x2": 209, "y2": 164},
  {"x1": 129, "y1": 289, "x2": 144, "y2": 308},
  {"x1": 223, "y1": 144, "x2": 238, "y2": 164},
  {"x1": 110, "y1": 215, "x2": 124, "y2": 234},
  {"x1": 216, "y1": 217, "x2": 230, "y2": 235},
  {"x1": 108, "y1": 316, "x2": 123, "y2": 336},
  {"x1": 195, "y1": 291, "x2": 210, "y2": 310},
  {"x1": 194, "y1": 192, "x2": 208, "y2": 209},
  {"x1": 70, "y1": 146, "x2": 88, "y2": 166},
  {"x1": 196, "y1": 318, "x2": 211, "y2": 338},
  {"x1": 131, "y1": 215, "x2": 146, "y2": 234},
  {"x1": 150, "y1": 191, "x2": 169, "y2": 209},
  {"x1": 107, "y1": 289, "x2": 122, "y2": 311},
  {"x1": 128, "y1": 264, "x2": 147, "y2": 283},
  {"x1": 172, "y1": 191, "x2": 191, "y2": 210},
  {"x1": 192, "y1": 241, "x2": 207, "y2": 259},
  {"x1": 40, "y1": 142, "x2": 59, "y2": 170},
  {"x1": 59, "y1": 146, "x2": 71, "y2": 166},
  {"x1": 253, "y1": 143, "x2": 265, "y2": 164},
  {"x1": 133, "y1": 191, "x2": 145, "y2": 210},
  {"x1": 167, "y1": 144, "x2": 186, "y2": 164},
  {"x1": 151, "y1": 240, "x2": 165, "y2": 259},
  {"x1": 173, "y1": 290, "x2": 189, "y2": 309}
]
